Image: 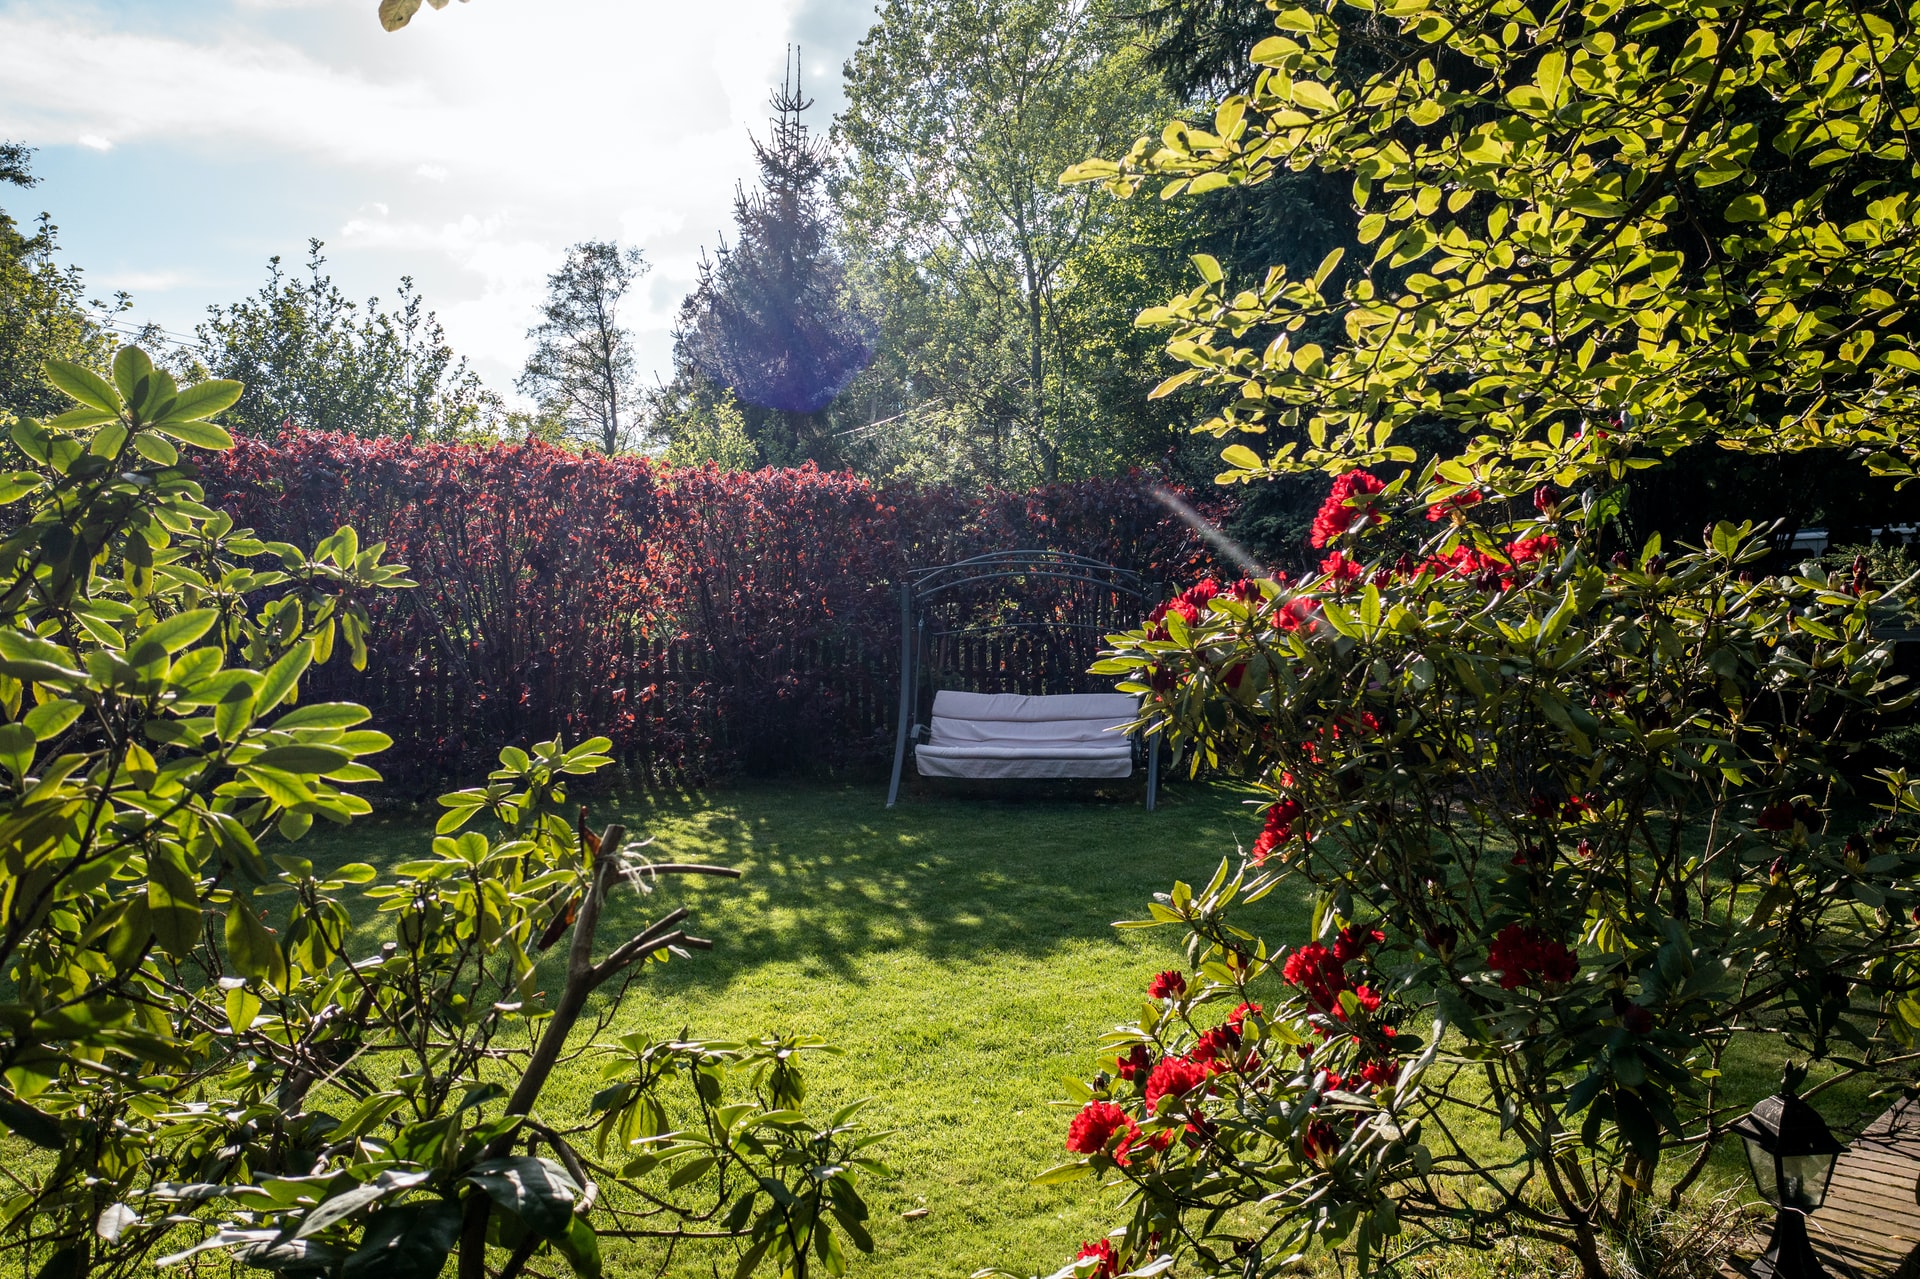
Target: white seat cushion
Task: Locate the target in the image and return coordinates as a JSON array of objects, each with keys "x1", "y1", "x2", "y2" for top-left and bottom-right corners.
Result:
[{"x1": 916, "y1": 691, "x2": 1137, "y2": 779}]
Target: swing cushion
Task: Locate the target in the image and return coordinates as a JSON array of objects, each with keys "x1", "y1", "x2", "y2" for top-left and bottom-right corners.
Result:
[{"x1": 915, "y1": 691, "x2": 1138, "y2": 780}]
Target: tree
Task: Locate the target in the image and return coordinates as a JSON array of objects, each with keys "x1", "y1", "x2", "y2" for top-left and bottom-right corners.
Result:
[
  {"x1": 1028, "y1": 0, "x2": 1920, "y2": 1274},
  {"x1": 0, "y1": 349, "x2": 879, "y2": 1279},
  {"x1": 674, "y1": 55, "x2": 873, "y2": 466},
  {"x1": 833, "y1": 0, "x2": 1175, "y2": 483},
  {"x1": 0, "y1": 144, "x2": 114, "y2": 424},
  {"x1": 519, "y1": 241, "x2": 647, "y2": 455},
  {"x1": 192, "y1": 240, "x2": 500, "y2": 440}
]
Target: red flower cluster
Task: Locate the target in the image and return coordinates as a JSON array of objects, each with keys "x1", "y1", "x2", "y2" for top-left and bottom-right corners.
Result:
[
  {"x1": 1075, "y1": 1239, "x2": 1118, "y2": 1279},
  {"x1": 1426, "y1": 489, "x2": 1483, "y2": 520},
  {"x1": 1303, "y1": 1118, "x2": 1340, "y2": 1159},
  {"x1": 1309, "y1": 471, "x2": 1387, "y2": 548},
  {"x1": 1281, "y1": 943, "x2": 1348, "y2": 1012},
  {"x1": 1272, "y1": 597, "x2": 1318, "y2": 633},
  {"x1": 1318, "y1": 551, "x2": 1364, "y2": 584},
  {"x1": 1485, "y1": 924, "x2": 1579, "y2": 990},
  {"x1": 1066, "y1": 1099, "x2": 1138, "y2": 1156},
  {"x1": 1147, "y1": 970, "x2": 1187, "y2": 1000},
  {"x1": 1116, "y1": 1044, "x2": 1152, "y2": 1081},
  {"x1": 1144, "y1": 1054, "x2": 1212, "y2": 1110},
  {"x1": 1251, "y1": 797, "x2": 1304, "y2": 864},
  {"x1": 1427, "y1": 544, "x2": 1511, "y2": 588},
  {"x1": 1332, "y1": 925, "x2": 1385, "y2": 963},
  {"x1": 1506, "y1": 533, "x2": 1560, "y2": 565}
]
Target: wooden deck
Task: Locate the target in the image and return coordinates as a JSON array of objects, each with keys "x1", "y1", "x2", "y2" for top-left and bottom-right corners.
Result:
[{"x1": 1732, "y1": 1098, "x2": 1920, "y2": 1279}]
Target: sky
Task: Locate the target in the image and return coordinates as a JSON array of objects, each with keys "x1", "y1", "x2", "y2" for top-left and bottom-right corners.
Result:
[{"x1": 0, "y1": 0, "x2": 877, "y2": 401}]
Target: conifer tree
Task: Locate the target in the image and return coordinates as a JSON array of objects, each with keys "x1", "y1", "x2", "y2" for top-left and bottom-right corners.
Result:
[{"x1": 674, "y1": 51, "x2": 872, "y2": 464}]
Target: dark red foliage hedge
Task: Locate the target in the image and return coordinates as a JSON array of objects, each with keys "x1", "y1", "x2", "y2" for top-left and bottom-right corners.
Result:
[{"x1": 202, "y1": 432, "x2": 1227, "y2": 789}]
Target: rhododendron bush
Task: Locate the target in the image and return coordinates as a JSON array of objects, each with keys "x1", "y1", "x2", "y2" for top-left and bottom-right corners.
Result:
[
  {"x1": 202, "y1": 433, "x2": 1221, "y2": 786},
  {"x1": 1037, "y1": 0, "x2": 1920, "y2": 1273}
]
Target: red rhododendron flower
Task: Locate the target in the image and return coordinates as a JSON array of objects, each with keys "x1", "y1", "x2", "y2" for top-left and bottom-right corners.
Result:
[
  {"x1": 1227, "y1": 1002, "x2": 1261, "y2": 1035},
  {"x1": 1189, "y1": 1026, "x2": 1240, "y2": 1072},
  {"x1": 1273, "y1": 596, "x2": 1317, "y2": 633},
  {"x1": 1331, "y1": 925, "x2": 1384, "y2": 964},
  {"x1": 1485, "y1": 924, "x2": 1579, "y2": 990},
  {"x1": 1076, "y1": 1239, "x2": 1118, "y2": 1279},
  {"x1": 1116, "y1": 1043, "x2": 1153, "y2": 1081},
  {"x1": 1426, "y1": 544, "x2": 1511, "y2": 589},
  {"x1": 1303, "y1": 1119, "x2": 1340, "y2": 1159},
  {"x1": 1318, "y1": 551, "x2": 1364, "y2": 584},
  {"x1": 1507, "y1": 533, "x2": 1560, "y2": 565},
  {"x1": 1309, "y1": 471, "x2": 1387, "y2": 548},
  {"x1": 1144, "y1": 1054, "x2": 1211, "y2": 1110},
  {"x1": 1426, "y1": 489, "x2": 1483, "y2": 520},
  {"x1": 1181, "y1": 578, "x2": 1221, "y2": 608},
  {"x1": 1066, "y1": 1099, "x2": 1138, "y2": 1155},
  {"x1": 1359, "y1": 1057, "x2": 1400, "y2": 1089},
  {"x1": 1226, "y1": 577, "x2": 1264, "y2": 603},
  {"x1": 1281, "y1": 942, "x2": 1348, "y2": 1011},
  {"x1": 1251, "y1": 797, "x2": 1304, "y2": 864},
  {"x1": 1147, "y1": 970, "x2": 1187, "y2": 1000}
]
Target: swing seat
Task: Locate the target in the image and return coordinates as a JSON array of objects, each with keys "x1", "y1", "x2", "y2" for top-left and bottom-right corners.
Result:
[{"x1": 914, "y1": 690, "x2": 1138, "y2": 780}]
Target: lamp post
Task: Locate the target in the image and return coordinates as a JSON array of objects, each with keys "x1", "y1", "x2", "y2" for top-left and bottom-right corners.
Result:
[{"x1": 1730, "y1": 1066, "x2": 1847, "y2": 1279}]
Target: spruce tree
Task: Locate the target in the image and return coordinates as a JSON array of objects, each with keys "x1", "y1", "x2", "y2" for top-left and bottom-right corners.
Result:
[{"x1": 673, "y1": 51, "x2": 871, "y2": 464}]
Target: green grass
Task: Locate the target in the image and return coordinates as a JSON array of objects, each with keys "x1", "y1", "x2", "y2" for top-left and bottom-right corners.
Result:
[
  {"x1": 293, "y1": 779, "x2": 1883, "y2": 1279},
  {"x1": 304, "y1": 777, "x2": 1292, "y2": 1279}
]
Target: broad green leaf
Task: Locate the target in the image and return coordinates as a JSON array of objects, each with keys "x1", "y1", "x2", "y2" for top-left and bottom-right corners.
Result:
[
  {"x1": 158, "y1": 379, "x2": 243, "y2": 424},
  {"x1": 44, "y1": 361, "x2": 120, "y2": 414},
  {"x1": 463, "y1": 1157, "x2": 579, "y2": 1240},
  {"x1": 148, "y1": 843, "x2": 202, "y2": 959},
  {"x1": 225, "y1": 896, "x2": 288, "y2": 988},
  {"x1": 153, "y1": 418, "x2": 235, "y2": 451}
]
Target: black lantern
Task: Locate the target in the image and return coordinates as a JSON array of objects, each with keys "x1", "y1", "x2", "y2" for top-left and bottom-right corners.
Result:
[{"x1": 1729, "y1": 1068, "x2": 1847, "y2": 1279}]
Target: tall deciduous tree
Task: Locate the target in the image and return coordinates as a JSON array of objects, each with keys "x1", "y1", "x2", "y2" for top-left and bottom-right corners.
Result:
[
  {"x1": 675, "y1": 55, "x2": 873, "y2": 466},
  {"x1": 833, "y1": 0, "x2": 1173, "y2": 483},
  {"x1": 519, "y1": 240, "x2": 647, "y2": 455},
  {"x1": 192, "y1": 241, "x2": 499, "y2": 440}
]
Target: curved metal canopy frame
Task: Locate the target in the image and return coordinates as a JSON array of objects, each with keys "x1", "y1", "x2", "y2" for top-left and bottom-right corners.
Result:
[{"x1": 885, "y1": 549, "x2": 1162, "y2": 809}]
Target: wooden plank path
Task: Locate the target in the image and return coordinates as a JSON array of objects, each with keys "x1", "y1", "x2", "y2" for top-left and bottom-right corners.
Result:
[
  {"x1": 1728, "y1": 1098, "x2": 1920, "y2": 1279},
  {"x1": 1804, "y1": 1097, "x2": 1920, "y2": 1279}
]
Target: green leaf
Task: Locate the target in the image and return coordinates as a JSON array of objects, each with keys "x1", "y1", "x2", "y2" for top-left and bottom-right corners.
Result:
[
  {"x1": 256, "y1": 640, "x2": 314, "y2": 716},
  {"x1": 43, "y1": 361, "x2": 120, "y2": 415},
  {"x1": 0, "y1": 722, "x2": 32, "y2": 783},
  {"x1": 225, "y1": 896, "x2": 288, "y2": 988},
  {"x1": 273, "y1": 702, "x2": 373, "y2": 730},
  {"x1": 23, "y1": 699, "x2": 83, "y2": 742},
  {"x1": 1725, "y1": 193, "x2": 1767, "y2": 222},
  {"x1": 552, "y1": 1216, "x2": 604, "y2": 1279},
  {"x1": 464, "y1": 1157, "x2": 579, "y2": 1241},
  {"x1": 148, "y1": 843, "x2": 202, "y2": 960},
  {"x1": 340, "y1": 1200, "x2": 463, "y2": 1279},
  {"x1": 153, "y1": 418, "x2": 235, "y2": 451},
  {"x1": 159, "y1": 379, "x2": 243, "y2": 424},
  {"x1": 0, "y1": 471, "x2": 44, "y2": 504},
  {"x1": 380, "y1": 0, "x2": 426, "y2": 30},
  {"x1": 0, "y1": 1098, "x2": 63, "y2": 1149},
  {"x1": 129, "y1": 608, "x2": 219, "y2": 662},
  {"x1": 252, "y1": 744, "x2": 354, "y2": 774}
]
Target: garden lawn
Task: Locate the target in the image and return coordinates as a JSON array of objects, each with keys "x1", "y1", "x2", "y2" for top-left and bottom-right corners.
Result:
[{"x1": 304, "y1": 778, "x2": 1291, "y2": 1279}]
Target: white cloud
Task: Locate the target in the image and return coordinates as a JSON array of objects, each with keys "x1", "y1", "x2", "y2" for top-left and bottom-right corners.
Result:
[{"x1": 0, "y1": 0, "x2": 870, "y2": 393}]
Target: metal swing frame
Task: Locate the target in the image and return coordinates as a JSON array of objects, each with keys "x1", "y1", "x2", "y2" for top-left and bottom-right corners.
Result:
[{"x1": 885, "y1": 549, "x2": 1161, "y2": 809}]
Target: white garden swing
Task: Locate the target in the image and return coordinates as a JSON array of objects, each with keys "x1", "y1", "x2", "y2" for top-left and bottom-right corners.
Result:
[{"x1": 885, "y1": 550, "x2": 1160, "y2": 810}]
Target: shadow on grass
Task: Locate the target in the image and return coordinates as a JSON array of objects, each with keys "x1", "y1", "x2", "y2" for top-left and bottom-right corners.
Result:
[{"x1": 581, "y1": 778, "x2": 1290, "y2": 991}]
